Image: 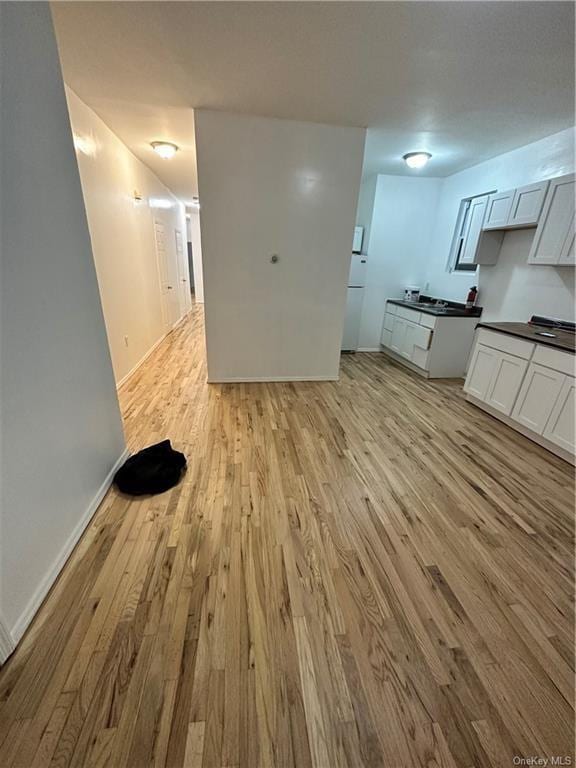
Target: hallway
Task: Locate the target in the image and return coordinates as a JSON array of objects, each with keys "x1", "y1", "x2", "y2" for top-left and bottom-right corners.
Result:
[{"x1": 0, "y1": 305, "x2": 573, "y2": 768}]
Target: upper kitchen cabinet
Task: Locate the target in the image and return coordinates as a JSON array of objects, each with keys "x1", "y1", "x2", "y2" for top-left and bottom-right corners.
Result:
[
  {"x1": 458, "y1": 195, "x2": 503, "y2": 266},
  {"x1": 528, "y1": 174, "x2": 575, "y2": 266},
  {"x1": 483, "y1": 181, "x2": 549, "y2": 230}
]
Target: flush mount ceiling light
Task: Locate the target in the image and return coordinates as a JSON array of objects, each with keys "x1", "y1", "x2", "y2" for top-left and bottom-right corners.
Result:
[
  {"x1": 151, "y1": 141, "x2": 179, "y2": 159},
  {"x1": 403, "y1": 151, "x2": 432, "y2": 169}
]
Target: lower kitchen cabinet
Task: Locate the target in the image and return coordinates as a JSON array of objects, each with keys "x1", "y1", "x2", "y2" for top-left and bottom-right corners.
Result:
[
  {"x1": 542, "y1": 376, "x2": 575, "y2": 454},
  {"x1": 511, "y1": 363, "x2": 565, "y2": 433},
  {"x1": 465, "y1": 329, "x2": 575, "y2": 463},
  {"x1": 381, "y1": 301, "x2": 478, "y2": 378}
]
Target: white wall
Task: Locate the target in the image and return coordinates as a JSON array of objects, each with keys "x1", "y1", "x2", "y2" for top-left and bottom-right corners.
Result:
[
  {"x1": 425, "y1": 127, "x2": 575, "y2": 320},
  {"x1": 195, "y1": 110, "x2": 365, "y2": 381},
  {"x1": 358, "y1": 175, "x2": 442, "y2": 350},
  {"x1": 355, "y1": 175, "x2": 378, "y2": 256},
  {"x1": 65, "y1": 88, "x2": 191, "y2": 385},
  {"x1": 0, "y1": 3, "x2": 126, "y2": 646},
  {"x1": 188, "y1": 208, "x2": 204, "y2": 303}
]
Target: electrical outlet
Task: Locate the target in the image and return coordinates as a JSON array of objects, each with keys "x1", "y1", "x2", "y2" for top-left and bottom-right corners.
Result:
[{"x1": 124, "y1": 335, "x2": 129, "y2": 347}]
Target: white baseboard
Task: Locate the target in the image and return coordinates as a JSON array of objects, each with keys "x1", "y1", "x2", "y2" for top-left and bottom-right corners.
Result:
[
  {"x1": 356, "y1": 347, "x2": 382, "y2": 352},
  {"x1": 208, "y1": 375, "x2": 339, "y2": 383},
  {"x1": 116, "y1": 329, "x2": 173, "y2": 390},
  {"x1": 8, "y1": 448, "x2": 130, "y2": 649},
  {"x1": 0, "y1": 612, "x2": 16, "y2": 665}
]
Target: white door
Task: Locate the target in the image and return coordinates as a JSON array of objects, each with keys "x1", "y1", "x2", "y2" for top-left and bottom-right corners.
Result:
[
  {"x1": 484, "y1": 352, "x2": 528, "y2": 415},
  {"x1": 459, "y1": 195, "x2": 488, "y2": 264},
  {"x1": 528, "y1": 174, "x2": 575, "y2": 265},
  {"x1": 511, "y1": 363, "x2": 565, "y2": 434},
  {"x1": 401, "y1": 320, "x2": 420, "y2": 360},
  {"x1": 464, "y1": 343, "x2": 498, "y2": 400},
  {"x1": 175, "y1": 229, "x2": 191, "y2": 317},
  {"x1": 390, "y1": 317, "x2": 407, "y2": 355},
  {"x1": 153, "y1": 219, "x2": 172, "y2": 331},
  {"x1": 543, "y1": 376, "x2": 575, "y2": 454},
  {"x1": 483, "y1": 190, "x2": 514, "y2": 230},
  {"x1": 341, "y1": 287, "x2": 364, "y2": 351}
]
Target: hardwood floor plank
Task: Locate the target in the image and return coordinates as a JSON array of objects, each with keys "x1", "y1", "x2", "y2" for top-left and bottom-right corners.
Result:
[{"x1": 0, "y1": 305, "x2": 573, "y2": 768}]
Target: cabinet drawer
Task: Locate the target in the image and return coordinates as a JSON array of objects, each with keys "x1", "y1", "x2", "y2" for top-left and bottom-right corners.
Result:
[
  {"x1": 383, "y1": 312, "x2": 395, "y2": 332},
  {"x1": 419, "y1": 313, "x2": 437, "y2": 329},
  {"x1": 476, "y1": 329, "x2": 534, "y2": 360},
  {"x1": 532, "y1": 344, "x2": 575, "y2": 377},
  {"x1": 386, "y1": 302, "x2": 398, "y2": 316},
  {"x1": 381, "y1": 329, "x2": 392, "y2": 348},
  {"x1": 396, "y1": 305, "x2": 421, "y2": 323}
]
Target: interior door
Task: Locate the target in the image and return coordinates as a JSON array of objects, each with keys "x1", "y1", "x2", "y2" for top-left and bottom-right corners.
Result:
[
  {"x1": 153, "y1": 219, "x2": 172, "y2": 331},
  {"x1": 175, "y1": 228, "x2": 191, "y2": 316}
]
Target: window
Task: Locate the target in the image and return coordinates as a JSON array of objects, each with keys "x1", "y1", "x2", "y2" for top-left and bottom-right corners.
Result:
[{"x1": 447, "y1": 191, "x2": 495, "y2": 272}]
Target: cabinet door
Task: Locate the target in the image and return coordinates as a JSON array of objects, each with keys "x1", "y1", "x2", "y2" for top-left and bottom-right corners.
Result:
[
  {"x1": 483, "y1": 190, "x2": 514, "y2": 229},
  {"x1": 390, "y1": 317, "x2": 406, "y2": 354},
  {"x1": 528, "y1": 174, "x2": 575, "y2": 265},
  {"x1": 459, "y1": 196, "x2": 488, "y2": 264},
  {"x1": 401, "y1": 320, "x2": 419, "y2": 359},
  {"x1": 543, "y1": 376, "x2": 575, "y2": 454},
  {"x1": 485, "y1": 352, "x2": 528, "y2": 415},
  {"x1": 558, "y1": 212, "x2": 575, "y2": 265},
  {"x1": 508, "y1": 181, "x2": 549, "y2": 227},
  {"x1": 464, "y1": 343, "x2": 498, "y2": 400},
  {"x1": 511, "y1": 363, "x2": 565, "y2": 434}
]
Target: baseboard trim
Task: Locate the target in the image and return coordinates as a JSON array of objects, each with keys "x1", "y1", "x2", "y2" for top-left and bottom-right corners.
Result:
[
  {"x1": 208, "y1": 375, "x2": 339, "y2": 383},
  {"x1": 9, "y1": 448, "x2": 130, "y2": 648},
  {"x1": 117, "y1": 328, "x2": 174, "y2": 390},
  {"x1": 356, "y1": 347, "x2": 382, "y2": 353},
  {"x1": 0, "y1": 613, "x2": 16, "y2": 665}
]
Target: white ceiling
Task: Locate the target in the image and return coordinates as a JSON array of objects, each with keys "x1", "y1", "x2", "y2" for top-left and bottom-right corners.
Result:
[{"x1": 51, "y1": 1, "x2": 575, "y2": 204}]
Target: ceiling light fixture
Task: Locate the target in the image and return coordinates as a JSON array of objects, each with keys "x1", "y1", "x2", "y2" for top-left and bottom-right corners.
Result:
[
  {"x1": 151, "y1": 141, "x2": 179, "y2": 159},
  {"x1": 403, "y1": 151, "x2": 432, "y2": 169}
]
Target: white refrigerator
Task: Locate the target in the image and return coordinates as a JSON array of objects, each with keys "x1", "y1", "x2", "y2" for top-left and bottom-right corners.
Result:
[{"x1": 341, "y1": 254, "x2": 367, "y2": 352}]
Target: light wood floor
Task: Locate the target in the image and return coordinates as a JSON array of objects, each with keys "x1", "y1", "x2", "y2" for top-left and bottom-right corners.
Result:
[{"x1": 0, "y1": 306, "x2": 574, "y2": 768}]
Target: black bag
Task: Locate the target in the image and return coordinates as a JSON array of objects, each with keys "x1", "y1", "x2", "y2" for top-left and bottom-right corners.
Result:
[{"x1": 113, "y1": 440, "x2": 186, "y2": 496}]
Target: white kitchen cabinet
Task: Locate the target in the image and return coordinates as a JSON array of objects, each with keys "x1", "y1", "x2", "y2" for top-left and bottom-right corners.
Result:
[
  {"x1": 508, "y1": 181, "x2": 549, "y2": 227},
  {"x1": 483, "y1": 181, "x2": 548, "y2": 231},
  {"x1": 465, "y1": 329, "x2": 575, "y2": 463},
  {"x1": 459, "y1": 195, "x2": 490, "y2": 265},
  {"x1": 390, "y1": 317, "x2": 407, "y2": 355},
  {"x1": 542, "y1": 376, "x2": 575, "y2": 454},
  {"x1": 483, "y1": 190, "x2": 514, "y2": 229},
  {"x1": 484, "y1": 352, "x2": 528, "y2": 415},
  {"x1": 511, "y1": 363, "x2": 565, "y2": 433},
  {"x1": 464, "y1": 344, "x2": 498, "y2": 400},
  {"x1": 381, "y1": 301, "x2": 477, "y2": 378},
  {"x1": 528, "y1": 174, "x2": 575, "y2": 265}
]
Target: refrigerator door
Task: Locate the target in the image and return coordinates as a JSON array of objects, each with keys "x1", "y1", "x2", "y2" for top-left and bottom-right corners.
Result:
[
  {"x1": 348, "y1": 254, "x2": 367, "y2": 287},
  {"x1": 341, "y1": 286, "x2": 365, "y2": 351}
]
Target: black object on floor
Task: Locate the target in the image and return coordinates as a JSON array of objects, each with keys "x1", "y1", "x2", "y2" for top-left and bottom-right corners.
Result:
[{"x1": 113, "y1": 440, "x2": 187, "y2": 496}]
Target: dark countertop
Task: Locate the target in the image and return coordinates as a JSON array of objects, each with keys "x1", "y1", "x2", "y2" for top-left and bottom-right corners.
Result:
[
  {"x1": 387, "y1": 296, "x2": 483, "y2": 318},
  {"x1": 477, "y1": 322, "x2": 576, "y2": 353}
]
